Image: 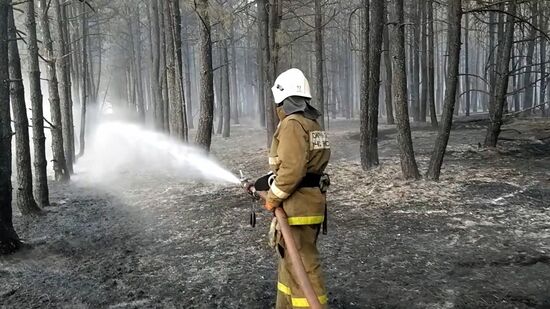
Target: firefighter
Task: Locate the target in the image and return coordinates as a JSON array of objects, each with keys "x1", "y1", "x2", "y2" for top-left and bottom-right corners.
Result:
[{"x1": 264, "y1": 68, "x2": 331, "y2": 308}]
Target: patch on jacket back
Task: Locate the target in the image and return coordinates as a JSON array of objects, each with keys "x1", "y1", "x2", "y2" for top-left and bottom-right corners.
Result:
[{"x1": 310, "y1": 131, "x2": 330, "y2": 150}]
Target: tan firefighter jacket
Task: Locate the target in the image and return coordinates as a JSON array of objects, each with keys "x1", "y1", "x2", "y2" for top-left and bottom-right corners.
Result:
[{"x1": 266, "y1": 109, "x2": 331, "y2": 225}]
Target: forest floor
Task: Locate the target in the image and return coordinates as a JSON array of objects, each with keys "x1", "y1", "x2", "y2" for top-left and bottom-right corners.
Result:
[{"x1": 1, "y1": 118, "x2": 550, "y2": 309}]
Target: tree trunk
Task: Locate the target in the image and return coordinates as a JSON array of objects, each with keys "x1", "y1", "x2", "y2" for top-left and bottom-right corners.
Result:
[
  {"x1": 54, "y1": 0, "x2": 74, "y2": 174},
  {"x1": 360, "y1": 0, "x2": 370, "y2": 170},
  {"x1": 363, "y1": 0, "x2": 384, "y2": 169},
  {"x1": 411, "y1": 0, "x2": 420, "y2": 122},
  {"x1": 522, "y1": 2, "x2": 537, "y2": 114},
  {"x1": 69, "y1": 3, "x2": 81, "y2": 111},
  {"x1": 256, "y1": 0, "x2": 266, "y2": 128},
  {"x1": 158, "y1": 0, "x2": 169, "y2": 133},
  {"x1": 484, "y1": 1, "x2": 516, "y2": 147},
  {"x1": 464, "y1": 13, "x2": 470, "y2": 116},
  {"x1": 367, "y1": 0, "x2": 384, "y2": 164},
  {"x1": 195, "y1": 0, "x2": 214, "y2": 152},
  {"x1": 26, "y1": 0, "x2": 49, "y2": 207},
  {"x1": 388, "y1": 0, "x2": 421, "y2": 180},
  {"x1": 183, "y1": 37, "x2": 194, "y2": 129},
  {"x1": 262, "y1": 0, "x2": 280, "y2": 146},
  {"x1": 419, "y1": 0, "x2": 428, "y2": 122},
  {"x1": 427, "y1": 0, "x2": 437, "y2": 127},
  {"x1": 487, "y1": 10, "x2": 497, "y2": 113},
  {"x1": 173, "y1": 0, "x2": 188, "y2": 141},
  {"x1": 164, "y1": 0, "x2": 176, "y2": 133},
  {"x1": 0, "y1": 0, "x2": 21, "y2": 254},
  {"x1": 78, "y1": 2, "x2": 88, "y2": 158},
  {"x1": 8, "y1": 7, "x2": 41, "y2": 215},
  {"x1": 39, "y1": 0, "x2": 69, "y2": 182},
  {"x1": 383, "y1": 16, "x2": 394, "y2": 125},
  {"x1": 426, "y1": 0, "x2": 462, "y2": 181},
  {"x1": 216, "y1": 49, "x2": 223, "y2": 136},
  {"x1": 150, "y1": 0, "x2": 164, "y2": 130},
  {"x1": 131, "y1": 8, "x2": 145, "y2": 123},
  {"x1": 229, "y1": 23, "x2": 239, "y2": 125},
  {"x1": 222, "y1": 40, "x2": 231, "y2": 138},
  {"x1": 62, "y1": 3, "x2": 75, "y2": 163},
  {"x1": 165, "y1": 0, "x2": 186, "y2": 140},
  {"x1": 314, "y1": 0, "x2": 325, "y2": 129},
  {"x1": 540, "y1": 7, "x2": 547, "y2": 116}
]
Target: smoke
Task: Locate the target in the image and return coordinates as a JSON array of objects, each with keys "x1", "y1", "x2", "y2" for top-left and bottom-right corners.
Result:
[{"x1": 74, "y1": 121, "x2": 240, "y2": 186}]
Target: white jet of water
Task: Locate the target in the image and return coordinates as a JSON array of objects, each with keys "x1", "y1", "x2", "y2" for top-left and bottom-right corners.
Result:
[{"x1": 75, "y1": 121, "x2": 240, "y2": 185}]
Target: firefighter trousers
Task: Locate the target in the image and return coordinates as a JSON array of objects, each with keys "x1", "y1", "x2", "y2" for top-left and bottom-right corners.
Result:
[{"x1": 275, "y1": 224, "x2": 328, "y2": 309}]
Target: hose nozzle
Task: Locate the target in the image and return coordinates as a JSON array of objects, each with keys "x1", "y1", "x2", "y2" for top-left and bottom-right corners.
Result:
[{"x1": 239, "y1": 170, "x2": 257, "y2": 198}]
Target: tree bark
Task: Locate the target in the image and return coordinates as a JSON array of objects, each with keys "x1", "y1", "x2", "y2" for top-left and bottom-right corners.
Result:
[
  {"x1": 78, "y1": 2, "x2": 88, "y2": 158},
  {"x1": 262, "y1": 0, "x2": 280, "y2": 146},
  {"x1": 0, "y1": 0, "x2": 21, "y2": 254},
  {"x1": 419, "y1": 0, "x2": 428, "y2": 122},
  {"x1": 426, "y1": 0, "x2": 462, "y2": 181},
  {"x1": 229, "y1": 23, "x2": 239, "y2": 125},
  {"x1": 427, "y1": 0, "x2": 438, "y2": 127},
  {"x1": 130, "y1": 7, "x2": 145, "y2": 123},
  {"x1": 463, "y1": 13, "x2": 470, "y2": 116},
  {"x1": 540, "y1": 7, "x2": 547, "y2": 116},
  {"x1": 360, "y1": 0, "x2": 370, "y2": 170},
  {"x1": 54, "y1": 0, "x2": 74, "y2": 174},
  {"x1": 383, "y1": 12, "x2": 394, "y2": 125},
  {"x1": 484, "y1": 1, "x2": 516, "y2": 147},
  {"x1": 39, "y1": 0, "x2": 69, "y2": 182},
  {"x1": 222, "y1": 40, "x2": 231, "y2": 138},
  {"x1": 183, "y1": 36, "x2": 194, "y2": 129},
  {"x1": 314, "y1": 0, "x2": 325, "y2": 129},
  {"x1": 388, "y1": 0, "x2": 421, "y2": 179},
  {"x1": 256, "y1": 0, "x2": 266, "y2": 128},
  {"x1": 62, "y1": 3, "x2": 75, "y2": 163},
  {"x1": 195, "y1": 0, "x2": 215, "y2": 152},
  {"x1": 26, "y1": 0, "x2": 49, "y2": 207},
  {"x1": 487, "y1": 10, "x2": 498, "y2": 113},
  {"x1": 411, "y1": 0, "x2": 420, "y2": 122},
  {"x1": 367, "y1": 0, "x2": 384, "y2": 166},
  {"x1": 158, "y1": 0, "x2": 169, "y2": 133},
  {"x1": 172, "y1": 0, "x2": 188, "y2": 141},
  {"x1": 363, "y1": 0, "x2": 384, "y2": 169},
  {"x1": 164, "y1": 0, "x2": 176, "y2": 133},
  {"x1": 150, "y1": 0, "x2": 164, "y2": 130},
  {"x1": 522, "y1": 2, "x2": 537, "y2": 114},
  {"x1": 8, "y1": 7, "x2": 41, "y2": 215},
  {"x1": 215, "y1": 49, "x2": 223, "y2": 136},
  {"x1": 165, "y1": 0, "x2": 186, "y2": 140}
]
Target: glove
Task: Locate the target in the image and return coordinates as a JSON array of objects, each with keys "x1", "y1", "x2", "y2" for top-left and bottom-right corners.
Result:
[
  {"x1": 268, "y1": 217, "x2": 279, "y2": 248},
  {"x1": 264, "y1": 201, "x2": 277, "y2": 212}
]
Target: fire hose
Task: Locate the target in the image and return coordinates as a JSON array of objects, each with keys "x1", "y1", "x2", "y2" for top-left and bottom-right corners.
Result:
[{"x1": 240, "y1": 172, "x2": 322, "y2": 309}]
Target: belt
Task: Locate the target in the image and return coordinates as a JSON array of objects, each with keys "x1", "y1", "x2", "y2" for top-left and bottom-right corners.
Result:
[{"x1": 297, "y1": 173, "x2": 322, "y2": 188}]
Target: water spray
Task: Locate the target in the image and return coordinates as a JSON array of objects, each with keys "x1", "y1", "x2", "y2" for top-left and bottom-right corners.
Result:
[{"x1": 76, "y1": 122, "x2": 240, "y2": 185}]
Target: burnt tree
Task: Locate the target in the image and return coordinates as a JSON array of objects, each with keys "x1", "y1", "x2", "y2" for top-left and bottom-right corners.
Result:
[
  {"x1": 484, "y1": 2, "x2": 516, "y2": 147},
  {"x1": 54, "y1": 0, "x2": 75, "y2": 174},
  {"x1": 8, "y1": 8, "x2": 41, "y2": 214},
  {"x1": 0, "y1": 0, "x2": 21, "y2": 254},
  {"x1": 195, "y1": 0, "x2": 215, "y2": 152},
  {"x1": 388, "y1": 0, "x2": 421, "y2": 179},
  {"x1": 39, "y1": 0, "x2": 70, "y2": 181},
  {"x1": 314, "y1": 0, "x2": 325, "y2": 129},
  {"x1": 26, "y1": 0, "x2": 49, "y2": 207},
  {"x1": 426, "y1": 0, "x2": 462, "y2": 181}
]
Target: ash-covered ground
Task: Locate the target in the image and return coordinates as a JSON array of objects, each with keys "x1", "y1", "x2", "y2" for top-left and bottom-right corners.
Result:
[{"x1": 1, "y1": 118, "x2": 550, "y2": 308}]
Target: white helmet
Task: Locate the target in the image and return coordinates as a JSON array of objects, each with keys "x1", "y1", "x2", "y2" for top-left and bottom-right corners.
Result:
[{"x1": 271, "y1": 68, "x2": 312, "y2": 104}]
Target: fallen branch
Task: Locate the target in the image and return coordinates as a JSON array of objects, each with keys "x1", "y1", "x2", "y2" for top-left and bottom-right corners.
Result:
[{"x1": 504, "y1": 102, "x2": 548, "y2": 118}]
